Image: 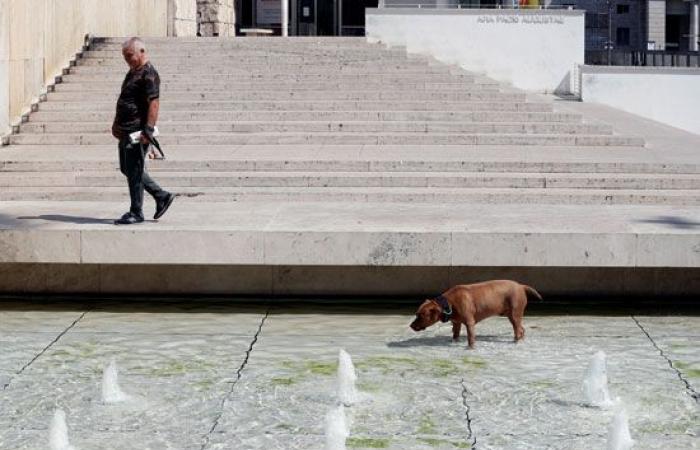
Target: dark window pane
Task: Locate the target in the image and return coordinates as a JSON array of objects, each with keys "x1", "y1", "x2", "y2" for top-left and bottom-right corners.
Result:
[{"x1": 616, "y1": 27, "x2": 630, "y2": 46}]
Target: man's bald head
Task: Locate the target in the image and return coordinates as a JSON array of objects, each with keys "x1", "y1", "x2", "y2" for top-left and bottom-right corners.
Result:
[
  {"x1": 122, "y1": 37, "x2": 146, "y2": 52},
  {"x1": 121, "y1": 37, "x2": 148, "y2": 70}
]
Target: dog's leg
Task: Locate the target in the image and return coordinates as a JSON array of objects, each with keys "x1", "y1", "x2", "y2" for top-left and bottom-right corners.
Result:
[
  {"x1": 466, "y1": 320, "x2": 476, "y2": 349},
  {"x1": 508, "y1": 315, "x2": 525, "y2": 342},
  {"x1": 452, "y1": 321, "x2": 461, "y2": 341}
]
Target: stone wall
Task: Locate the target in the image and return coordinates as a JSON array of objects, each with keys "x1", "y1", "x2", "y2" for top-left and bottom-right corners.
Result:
[
  {"x1": 647, "y1": 0, "x2": 666, "y2": 49},
  {"x1": 581, "y1": 66, "x2": 700, "y2": 136},
  {"x1": 169, "y1": 0, "x2": 199, "y2": 36},
  {"x1": 366, "y1": 8, "x2": 585, "y2": 94},
  {"x1": 0, "y1": 0, "x2": 196, "y2": 140},
  {"x1": 197, "y1": 0, "x2": 236, "y2": 36}
]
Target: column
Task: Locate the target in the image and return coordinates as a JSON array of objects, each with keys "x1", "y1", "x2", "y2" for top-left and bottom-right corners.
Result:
[
  {"x1": 691, "y1": 0, "x2": 699, "y2": 52},
  {"x1": 647, "y1": 0, "x2": 665, "y2": 50},
  {"x1": 0, "y1": 0, "x2": 10, "y2": 139},
  {"x1": 282, "y1": 0, "x2": 289, "y2": 36}
]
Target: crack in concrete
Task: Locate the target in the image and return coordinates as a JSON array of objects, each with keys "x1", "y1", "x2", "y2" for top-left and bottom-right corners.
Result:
[
  {"x1": 460, "y1": 379, "x2": 478, "y2": 449},
  {"x1": 2, "y1": 310, "x2": 89, "y2": 391},
  {"x1": 200, "y1": 308, "x2": 270, "y2": 450},
  {"x1": 631, "y1": 315, "x2": 699, "y2": 403}
]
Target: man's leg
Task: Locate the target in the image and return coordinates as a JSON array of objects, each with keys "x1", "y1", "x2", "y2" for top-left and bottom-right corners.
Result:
[
  {"x1": 123, "y1": 142, "x2": 146, "y2": 219},
  {"x1": 141, "y1": 144, "x2": 175, "y2": 220},
  {"x1": 141, "y1": 144, "x2": 169, "y2": 203}
]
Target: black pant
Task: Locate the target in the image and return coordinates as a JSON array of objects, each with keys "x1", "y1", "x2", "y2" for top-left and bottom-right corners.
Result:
[{"x1": 118, "y1": 139, "x2": 169, "y2": 219}]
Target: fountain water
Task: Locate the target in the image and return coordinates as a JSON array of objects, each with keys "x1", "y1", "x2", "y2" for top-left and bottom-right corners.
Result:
[
  {"x1": 325, "y1": 405, "x2": 349, "y2": 450},
  {"x1": 337, "y1": 349, "x2": 358, "y2": 406},
  {"x1": 583, "y1": 351, "x2": 614, "y2": 408},
  {"x1": 607, "y1": 407, "x2": 634, "y2": 450},
  {"x1": 102, "y1": 358, "x2": 129, "y2": 403},
  {"x1": 49, "y1": 409, "x2": 76, "y2": 450}
]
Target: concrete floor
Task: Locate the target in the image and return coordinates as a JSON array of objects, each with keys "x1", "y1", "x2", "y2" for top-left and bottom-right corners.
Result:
[{"x1": 0, "y1": 300, "x2": 698, "y2": 449}]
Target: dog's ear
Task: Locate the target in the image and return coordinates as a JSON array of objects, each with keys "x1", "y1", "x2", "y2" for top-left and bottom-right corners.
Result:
[{"x1": 429, "y1": 305, "x2": 440, "y2": 322}]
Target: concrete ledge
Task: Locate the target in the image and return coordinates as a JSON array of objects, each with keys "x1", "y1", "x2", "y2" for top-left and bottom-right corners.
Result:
[
  {"x1": 0, "y1": 264, "x2": 698, "y2": 297},
  {"x1": 1, "y1": 202, "x2": 698, "y2": 269}
]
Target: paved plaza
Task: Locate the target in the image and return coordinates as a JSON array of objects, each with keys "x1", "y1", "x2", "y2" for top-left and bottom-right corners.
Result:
[{"x1": 0, "y1": 300, "x2": 698, "y2": 449}]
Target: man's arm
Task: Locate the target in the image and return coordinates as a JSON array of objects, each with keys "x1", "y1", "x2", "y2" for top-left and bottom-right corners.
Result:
[
  {"x1": 140, "y1": 98, "x2": 160, "y2": 144},
  {"x1": 147, "y1": 98, "x2": 159, "y2": 129}
]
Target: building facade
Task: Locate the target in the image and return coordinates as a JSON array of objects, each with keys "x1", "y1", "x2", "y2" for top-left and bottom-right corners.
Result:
[
  {"x1": 549, "y1": 0, "x2": 700, "y2": 51},
  {"x1": 195, "y1": 0, "x2": 699, "y2": 49}
]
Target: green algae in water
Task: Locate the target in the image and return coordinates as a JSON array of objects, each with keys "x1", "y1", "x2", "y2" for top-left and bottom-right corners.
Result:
[
  {"x1": 417, "y1": 437, "x2": 471, "y2": 448},
  {"x1": 192, "y1": 379, "x2": 215, "y2": 390},
  {"x1": 673, "y1": 360, "x2": 700, "y2": 377},
  {"x1": 355, "y1": 356, "x2": 418, "y2": 369},
  {"x1": 357, "y1": 381, "x2": 382, "y2": 393},
  {"x1": 280, "y1": 359, "x2": 338, "y2": 377},
  {"x1": 527, "y1": 380, "x2": 555, "y2": 389},
  {"x1": 417, "y1": 415, "x2": 436, "y2": 434},
  {"x1": 148, "y1": 359, "x2": 217, "y2": 376},
  {"x1": 460, "y1": 356, "x2": 487, "y2": 369},
  {"x1": 432, "y1": 359, "x2": 459, "y2": 377},
  {"x1": 270, "y1": 377, "x2": 296, "y2": 386},
  {"x1": 346, "y1": 437, "x2": 391, "y2": 448}
]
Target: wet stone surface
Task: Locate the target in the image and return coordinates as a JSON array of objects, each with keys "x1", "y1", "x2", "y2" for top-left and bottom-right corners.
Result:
[{"x1": 0, "y1": 301, "x2": 698, "y2": 450}]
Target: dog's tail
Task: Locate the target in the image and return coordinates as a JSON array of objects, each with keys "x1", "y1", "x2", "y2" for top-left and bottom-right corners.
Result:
[{"x1": 523, "y1": 285, "x2": 543, "y2": 302}]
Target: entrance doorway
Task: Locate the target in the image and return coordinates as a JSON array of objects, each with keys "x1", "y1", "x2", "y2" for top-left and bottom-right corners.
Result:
[
  {"x1": 235, "y1": 0, "x2": 378, "y2": 35},
  {"x1": 295, "y1": 0, "x2": 338, "y2": 35}
]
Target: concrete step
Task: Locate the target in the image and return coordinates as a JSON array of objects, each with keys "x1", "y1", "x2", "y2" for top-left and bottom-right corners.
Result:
[
  {"x1": 54, "y1": 80, "x2": 504, "y2": 95},
  {"x1": 20, "y1": 121, "x2": 612, "y2": 135},
  {"x1": 61, "y1": 72, "x2": 504, "y2": 85},
  {"x1": 2, "y1": 171, "x2": 698, "y2": 190},
  {"x1": 2, "y1": 185, "x2": 697, "y2": 205},
  {"x1": 9, "y1": 132, "x2": 644, "y2": 146},
  {"x1": 6, "y1": 158, "x2": 688, "y2": 174},
  {"x1": 77, "y1": 63, "x2": 462, "y2": 77},
  {"x1": 75, "y1": 62, "x2": 464, "y2": 80},
  {"x1": 48, "y1": 85, "x2": 525, "y2": 102},
  {"x1": 81, "y1": 52, "x2": 419, "y2": 62},
  {"x1": 38, "y1": 100, "x2": 549, "y2": 112},
  {"x1": 52, "y1": 80, "x2": 500, "y2": 93},
  {"x1": 29, "y1": 110, "x2": 583, "y2": 124},
  {"x1": 70, "y1": 63, "x2": 454, "y2": 74},
  {"x1": 3, "y1": 145, "x2": 674, "y2": 173}
]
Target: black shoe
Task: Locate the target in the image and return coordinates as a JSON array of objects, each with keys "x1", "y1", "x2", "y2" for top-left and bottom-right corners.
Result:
[
  {"x1": 114, "y1": 212, "x2": 144, "y2": 225},
  {"x1": 154, "y1": 193, "x2": 175, "y2": 220}
]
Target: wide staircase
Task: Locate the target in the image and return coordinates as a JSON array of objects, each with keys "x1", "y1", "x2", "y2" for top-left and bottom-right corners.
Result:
[
  {"x1": 7, "y1": 36, "x2": 700, "y2": 204},
  {"x1": 2, "y1": 37, "x2": 699, "y2": 296}
]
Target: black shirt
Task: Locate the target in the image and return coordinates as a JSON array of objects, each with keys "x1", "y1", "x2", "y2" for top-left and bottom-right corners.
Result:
[{"x1": 114, "y1": 62, "x2": 160, "y2": 133}]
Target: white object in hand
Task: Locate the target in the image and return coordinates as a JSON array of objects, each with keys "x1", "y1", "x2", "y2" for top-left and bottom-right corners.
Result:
[{"x1": 129, "y1": 126, "x2": 159, "y2": 144}]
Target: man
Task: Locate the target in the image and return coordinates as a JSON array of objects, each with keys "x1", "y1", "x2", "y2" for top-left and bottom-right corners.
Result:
[{"x1": 111, "y1": 37, "x2": 174, "y2": 225}]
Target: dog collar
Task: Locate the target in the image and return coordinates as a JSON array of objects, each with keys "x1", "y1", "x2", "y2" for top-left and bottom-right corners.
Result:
[{"x1": 435, "y1": 295, "x2": 452, "y2": 323}]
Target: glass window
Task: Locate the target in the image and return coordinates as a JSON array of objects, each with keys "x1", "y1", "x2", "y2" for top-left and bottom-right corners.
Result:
[
  {"x1": 616, "y1": 27, "x2": 630, "y2": 46},
  {"x1": 617, "y1": 4, "x2": 629, "y2": 14}
]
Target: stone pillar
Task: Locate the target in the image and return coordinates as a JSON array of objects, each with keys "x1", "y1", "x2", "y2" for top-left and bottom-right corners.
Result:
[
  {"x1": 168, "y1": 0, "x2": 198, "y2": 36},
  {"x1": 0, "y1": 0, "x2": 9, "y2": 140},
  {"x1": 197, "y1": 0, "x2": 237, "y2": 36},
  {"x1": 691, "y1": 0, "x2": 699, "y2": 52},
  {"x1": 647, "y1": 0, "x2": 666, "y2": 50},
  {"x1": 282, "y1": 0, "x2": 288, "y2": 36}
]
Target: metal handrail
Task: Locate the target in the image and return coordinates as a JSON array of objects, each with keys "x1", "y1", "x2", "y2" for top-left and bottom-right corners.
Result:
[
  {"x1": 377, "y1": 3, "x2": 576, "y2": 9},
  {"x1": 585, "y1": 49, "x2": 700, "y2": 67}
]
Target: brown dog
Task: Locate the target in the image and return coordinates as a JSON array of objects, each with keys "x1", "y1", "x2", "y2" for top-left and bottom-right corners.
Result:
[{"x1": 410, "y1": 280, "x2": 542, "y2": 349}]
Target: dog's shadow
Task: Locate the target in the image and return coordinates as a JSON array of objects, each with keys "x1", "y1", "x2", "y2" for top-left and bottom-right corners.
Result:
[{"x1": 387, "y1": 334, "x2": 512, "y2": 348}]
